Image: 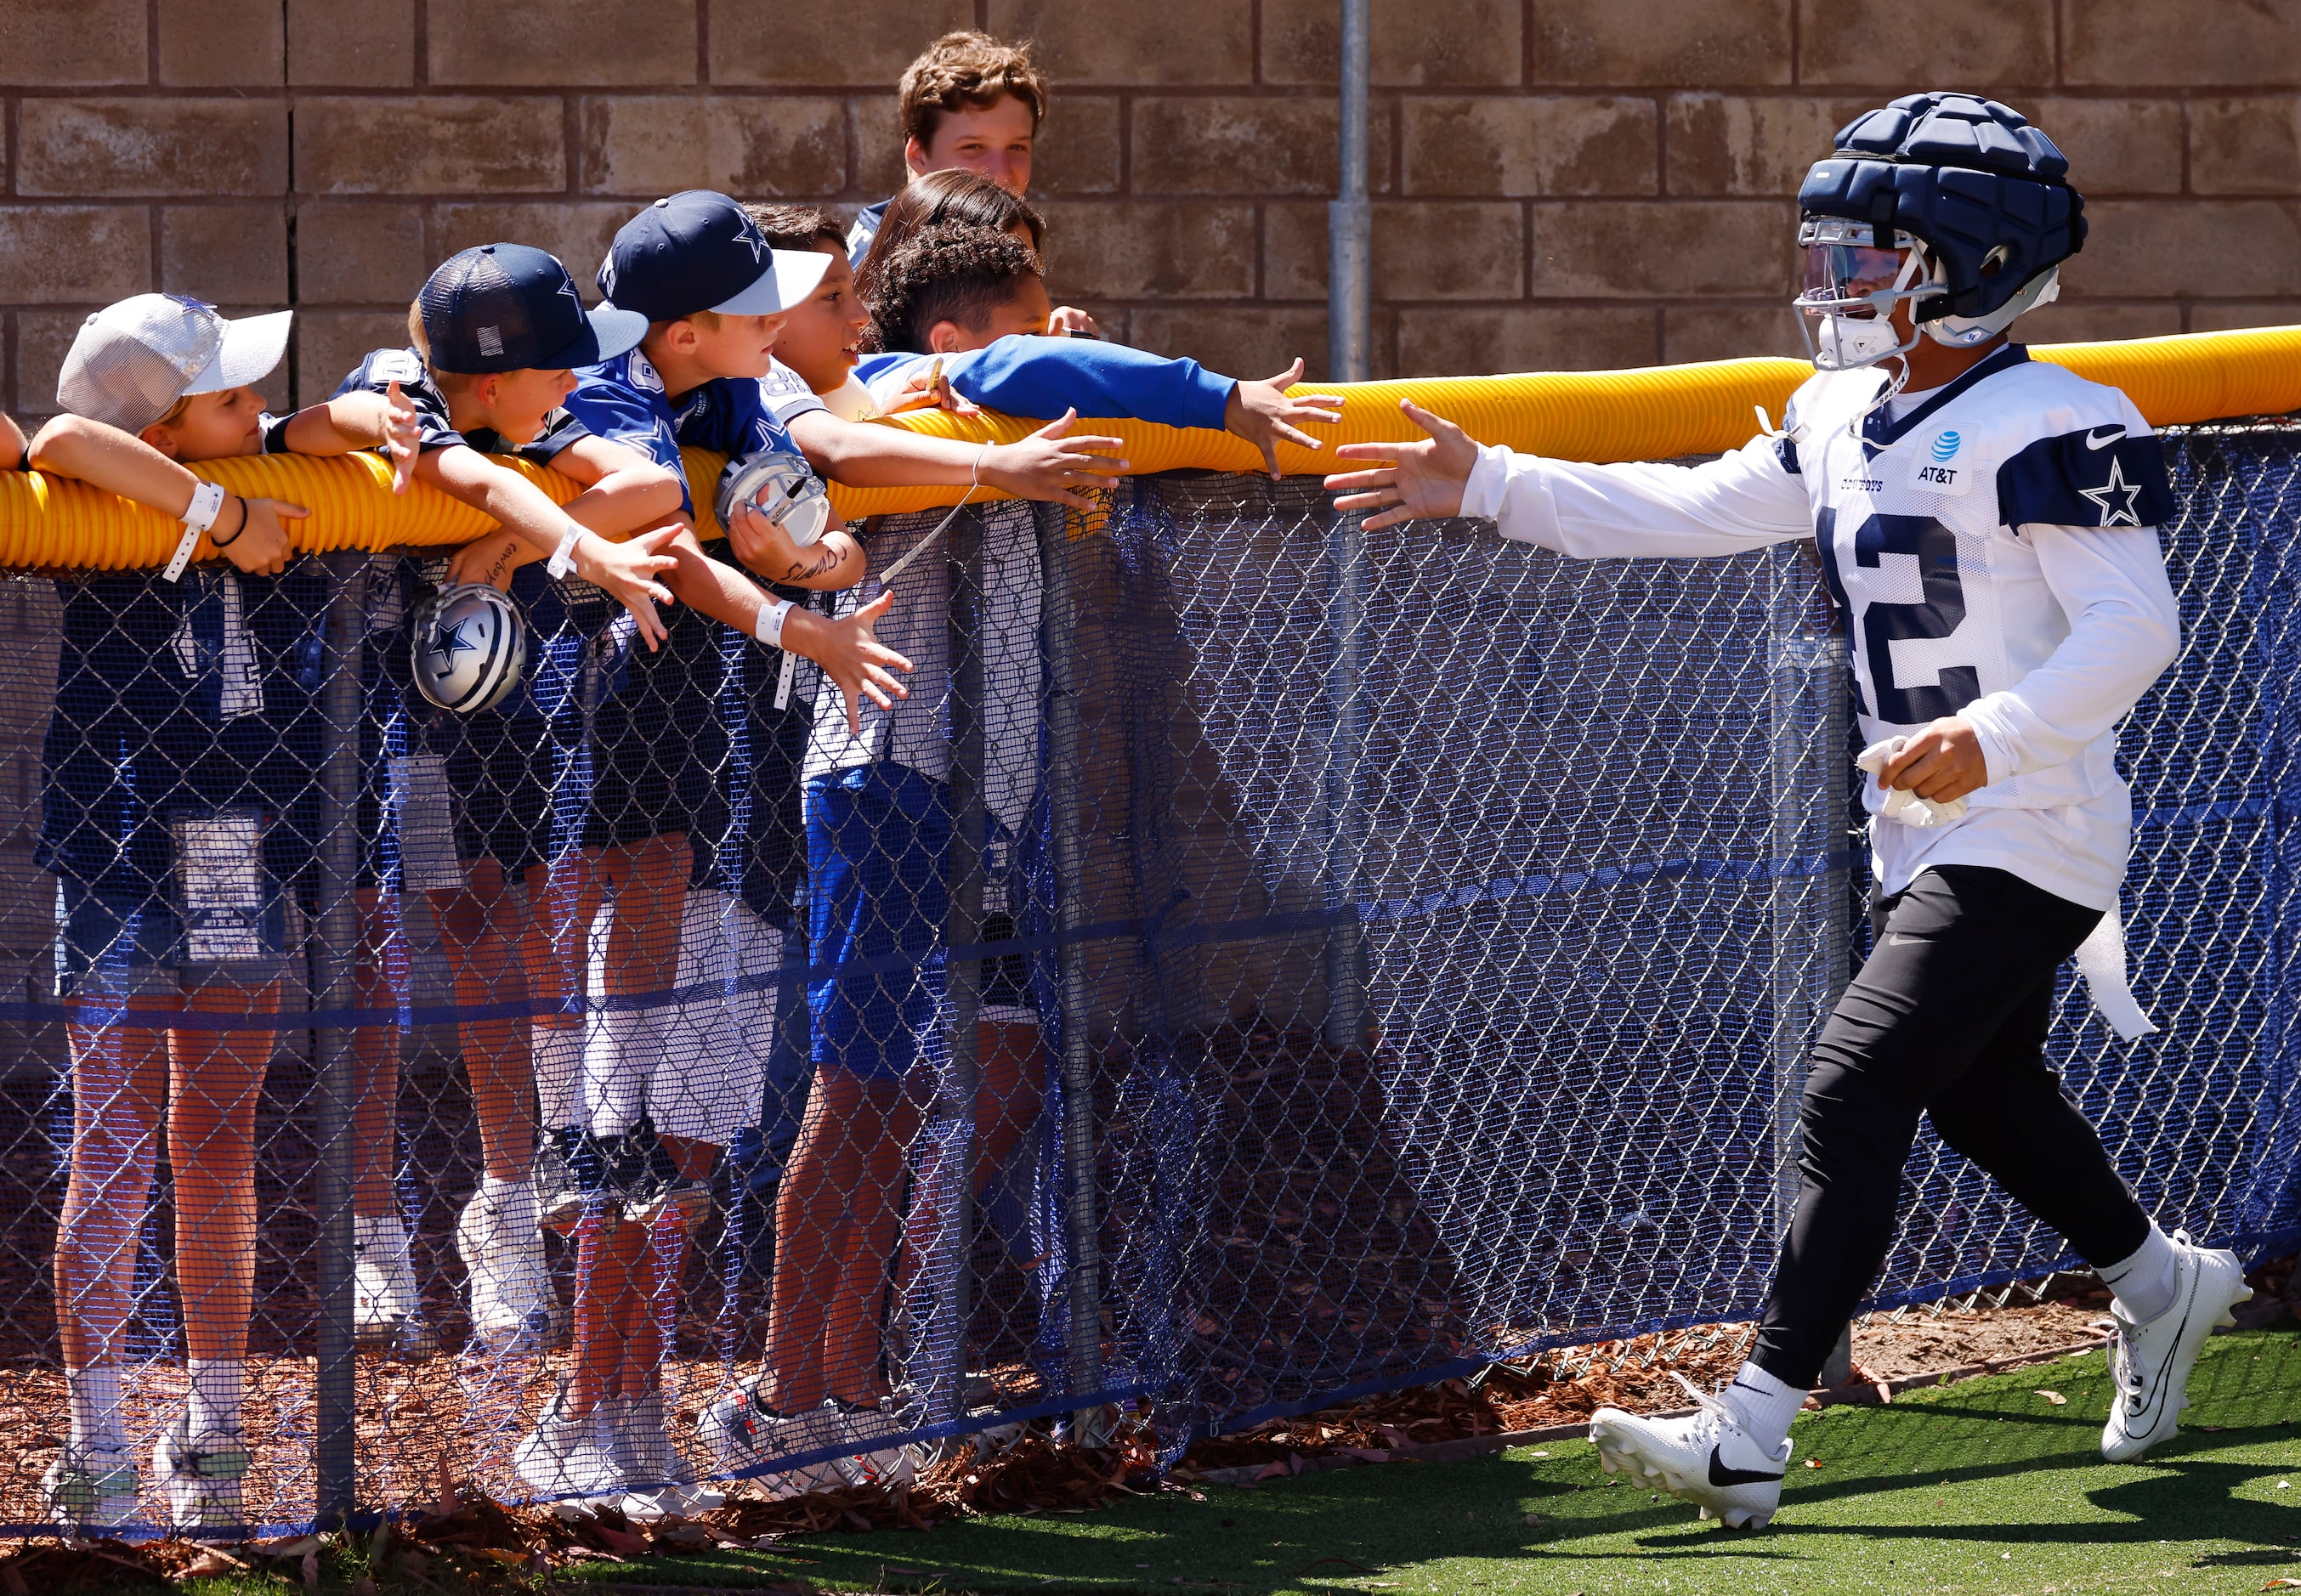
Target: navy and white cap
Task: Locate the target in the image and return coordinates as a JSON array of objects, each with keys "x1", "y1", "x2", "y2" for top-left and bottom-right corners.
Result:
[
  {"x1": 417, "y1": 243, "x2": 647, "y2": 375},
  {"x1": 597, "y1": 190, "x2": 831, "y2": 323},
  {"x1": 57, "y1": 294, "x2": 292, "y2": 433}
]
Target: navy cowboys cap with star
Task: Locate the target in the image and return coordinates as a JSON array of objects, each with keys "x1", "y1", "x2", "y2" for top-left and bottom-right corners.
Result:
[
  {"x1": 596, "y1": 190, "x2": 830, "y2": 323},
  {"x1": 417, "y1": 243, "x2": 648, "y2": 375}
]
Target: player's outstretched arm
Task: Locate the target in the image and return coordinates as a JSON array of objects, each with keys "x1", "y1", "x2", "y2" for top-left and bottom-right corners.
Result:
[
  {"x1": 785, "y1": 408, "x2": 1127, "y2": 514},
  {"x1": 1324, "y1": 399, "x2": 1479, "y2": 530},
  {"x1": 780, "y1": 592, "x2": 914, "y2": 736},
  {"x1": 28, "y1": 412, "x2": 301, "y2": 574}
]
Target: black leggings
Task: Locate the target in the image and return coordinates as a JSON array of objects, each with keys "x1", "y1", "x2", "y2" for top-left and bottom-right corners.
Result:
[{"x1": 1752, "y1": 864, "x2": 2152, "y2": 1388}]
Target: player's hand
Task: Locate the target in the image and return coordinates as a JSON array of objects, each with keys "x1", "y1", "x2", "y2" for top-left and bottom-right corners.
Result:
[
  {"x1": 1325, "y1": 399, "x2": 1481, "y2": 531},
  {"x1": 790, "y1": 591, "x2": 914, "y2": 736},
  {"x1": 380, "y1": 379, "x2": 421, "y2": 493},
  {"x1": 573, "y1": 526, "x2": 679, "y2": 651},
  {"x1": 981, "y1": 410, "x2": 1130, "y2": 513},
  {"x1": 1049, "y1": 305, "x2": 1102, "y2": 338},
  {"x1": 1225, "y1": 359, "x2": 1346, "y2": 479},
  {"x1": 217, "y1": 496, "x2": 302, "y2": 575},
  {"x1": 1878, "y1": 716, "x2": 1988, "y2": 803},
  {"x1": 445, "y1": 529, "x2": 533, "y2": 591}
]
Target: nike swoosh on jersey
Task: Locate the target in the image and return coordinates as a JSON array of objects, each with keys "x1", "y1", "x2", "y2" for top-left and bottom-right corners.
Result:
[
  {"x1": 2085, "y1": 427, "x2": 2127, "y2": 450},
  {"x1": 1708, "y1": 1446, "x2": 1785, "y2": 1487}
]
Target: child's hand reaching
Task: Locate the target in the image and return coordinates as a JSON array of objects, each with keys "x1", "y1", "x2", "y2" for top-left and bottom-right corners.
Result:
[
  {"x1": 885, "y1": 359, "x2": 981, "y2": 417},
  {"x1": 380, "y1": 379, "x2": 421, "y2": 492},
  {"x1": 786, "y1": 591, "x2": 914, "y2": 736},
  {"x1": 1225, "y1": 359, "x2": 1346, "y2": 479},
  {"x1": 445, "y1": 529, "x2": 532, "y2": 591},
  {"x1": 213, "y1": 495, "x2": 304, "y2": 576},
  {"x1": 571, "y1": 525, "x2": 681, "y2": 649},
  {"x1": 979, "y1": 410, "x2": 1130, "y2": 512}
]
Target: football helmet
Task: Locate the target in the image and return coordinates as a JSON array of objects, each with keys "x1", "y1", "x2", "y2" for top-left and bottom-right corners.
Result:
[
  {"x1": 1796, "y1": 93, "x2": 2085, "y2": 370},
  {"x1": 411, "y1": 581, "x2": 528, "y2": 713},
  {"x1": 715, "y1": 447, "x2": 830, "y2": 549}
]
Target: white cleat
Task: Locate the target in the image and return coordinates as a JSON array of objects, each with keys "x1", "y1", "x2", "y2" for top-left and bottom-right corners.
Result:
[
  {"x1": 606, "y1": 1389, "x2": 723, "y2": 1520},
  {"x1": 456, "y1": 1185, "x2": 560, "y2": 1355},
  {"x1": 693, "y1": 1384, "x2": 846, "y2": 1497},
  {"x1": 513, "y1": 1389, "x2": 622, "y2": 1503},
  {"x1": 1589, "y1": 1372, "x2": 1791, "y2": 1531},
  {"x1": 2102, "y1": 1231, "x2": 2252, "y2": 1463},
  {"x1": 43, "y1": 1444, "x2": 139, "y2": 1531},
  {"x1": 354, "y1": 1213, "x2": 435, "y2": 1358},
  {"x1": 152, "y1": 1420, "x2": 250, "y2": 1540},
  {"x1": 819, "y1": 1399, "x2": 917, "y2": 1489}
]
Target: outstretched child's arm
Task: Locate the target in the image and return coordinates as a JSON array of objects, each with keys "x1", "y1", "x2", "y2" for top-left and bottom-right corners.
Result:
[
  {"x1": 278, "y1": 382, "x2": 422, "y2": 488},
  {"x1": 783, "y1": 592, "x2": 912, "y2": 737},
  {"x1": 785, "y1": 408, "x2": 1127, "y2": 513},
  {"x1": 28, "y1": 413, "x2": 301, "y2": 575},
  {"x1": 0, "y1": 411, "x2": 24, "y2": 472}
]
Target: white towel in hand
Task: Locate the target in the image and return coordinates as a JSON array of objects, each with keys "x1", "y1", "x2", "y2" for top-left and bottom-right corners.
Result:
[{"x1": 1855, "y1": 737, "x2": 1969, "y2": 828}]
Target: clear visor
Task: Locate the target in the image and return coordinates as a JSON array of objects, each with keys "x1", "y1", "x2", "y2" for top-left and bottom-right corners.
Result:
[{"x1": 1795, "y1": 219, "x2": 1928, "y2": 315}]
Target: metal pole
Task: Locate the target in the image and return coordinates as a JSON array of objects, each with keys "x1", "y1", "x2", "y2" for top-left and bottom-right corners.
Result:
[
  {"x1": 1328, "y1": 0, "x2": 1372, "y2": 382},
  {"x1": 1038, "y1": 503, "x2": 1108, "y2": 1438},
  {"x1": 1320, "y1": 498, "x2": 1370, "y2": 1050},
  {"x1": 310, "y1": 548, "x2": 365, "y2": 1527}
]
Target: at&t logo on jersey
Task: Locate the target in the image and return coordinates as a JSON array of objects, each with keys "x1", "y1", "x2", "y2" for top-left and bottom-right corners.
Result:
[
  {"x1": 1913, "y1": 428, "x2": 1970, "y2": 493},
  {"x1": 1930, "y1": 430, "x2": 1961, "y2": 461}
]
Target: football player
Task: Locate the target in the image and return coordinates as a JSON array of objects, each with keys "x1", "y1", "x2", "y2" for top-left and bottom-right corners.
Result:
[{"x1": 1324, "y1": 93, "x2": 2249, "y2": 1531}]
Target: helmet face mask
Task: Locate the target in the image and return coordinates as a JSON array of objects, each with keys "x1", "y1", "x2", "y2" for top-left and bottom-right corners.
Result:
[
  {"x1": 1794, "y1": 218, "x2": 1930, "y2": 371},
  {"x1": 714, "y1": 449, "x2": 830, "y2": 548}
]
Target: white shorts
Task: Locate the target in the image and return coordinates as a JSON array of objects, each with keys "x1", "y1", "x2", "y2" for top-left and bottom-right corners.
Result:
[{"x1": 647, "y1": 887, "x2": 785, "y2": 1146}]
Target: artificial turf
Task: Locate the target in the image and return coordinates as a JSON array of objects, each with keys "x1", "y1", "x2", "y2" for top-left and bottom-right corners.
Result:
[{"x1": 538, "y1": 1327, "x2": 2301, "y2": 1596}]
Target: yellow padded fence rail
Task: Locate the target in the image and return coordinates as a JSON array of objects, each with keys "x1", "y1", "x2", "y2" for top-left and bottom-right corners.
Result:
[{"x1": 4, "y1": 323, "x2": 2299, "y2": 568}]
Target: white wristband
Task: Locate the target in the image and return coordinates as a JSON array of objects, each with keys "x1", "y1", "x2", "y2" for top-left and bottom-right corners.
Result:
[
  {"x1": 754, "y1": 597, "x2": 795, "y2": 648},
  {"x1": 164, "y1": 480, "x2": 228, "y2": 582},
  {"x1": 545, "y1": 520, "x2": 584, "y2": 580}
]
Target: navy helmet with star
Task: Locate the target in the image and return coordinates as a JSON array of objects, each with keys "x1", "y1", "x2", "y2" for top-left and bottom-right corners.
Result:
[{"x1": 595, "y1": 190, "x2": 830, "y2": 324}]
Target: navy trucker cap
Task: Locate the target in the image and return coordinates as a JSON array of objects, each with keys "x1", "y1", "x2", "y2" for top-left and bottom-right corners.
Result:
[
  {"x1": 417, "y1": 244, "x2": 647, "y2": 374},
  {"x1": 597, "y1": 190, "x2": 831, "y2": 322}
]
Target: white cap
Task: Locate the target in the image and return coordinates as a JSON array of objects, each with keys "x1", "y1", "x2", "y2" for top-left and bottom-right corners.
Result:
[{"x1": 56, "y1": 294, "x2": 292, "y2": 434}]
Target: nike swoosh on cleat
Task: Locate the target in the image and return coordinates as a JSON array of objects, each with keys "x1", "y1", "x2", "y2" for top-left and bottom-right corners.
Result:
[
  {"x1": 1708, "y1": 1446, "x2": 1784, "y2": 1487},
  {"x1": 2085, "y1": 427, "x2": 2126, "y2": 450}
]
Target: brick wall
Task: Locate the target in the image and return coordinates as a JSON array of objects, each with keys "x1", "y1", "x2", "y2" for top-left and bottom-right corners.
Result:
[{"x1": 3, "y1": 0, "x2": 2299, "y2": 421}]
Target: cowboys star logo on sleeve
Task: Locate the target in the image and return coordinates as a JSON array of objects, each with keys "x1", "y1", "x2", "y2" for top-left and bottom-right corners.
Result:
[{"x1": 2078, "y1": 456, "x2": 2146, "y2": 528}]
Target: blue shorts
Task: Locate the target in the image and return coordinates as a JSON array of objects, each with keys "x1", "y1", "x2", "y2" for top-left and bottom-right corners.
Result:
[
  {"x1": 806, "y1": 763, "x2": 1044, "y2": 1084},
  {"x1": 54, "y1": 869, "x2": 291, "y2": 1001}
]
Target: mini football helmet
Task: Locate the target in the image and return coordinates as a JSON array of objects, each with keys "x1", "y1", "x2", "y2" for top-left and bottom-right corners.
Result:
[
  {"x1": 411, "y1": 581, "x2": 528, "y2": 713},
  {"x1": 714, "y1": 447, "x2": 830, "y2": 549}
]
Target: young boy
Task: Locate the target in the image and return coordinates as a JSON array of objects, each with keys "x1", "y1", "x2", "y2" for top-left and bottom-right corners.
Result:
[
  {"x1": 695, "y1": 213, "x2": 1342, "y2": 1483},
  {"x1": 330, "y1": 242, "x2": 685, "y2": 1360},
  {"x1": 847, "y1": 31, "x2": 1040, "y2": 264},
  {"x1": 1325, "y1": 92, "x2": 2242, "y2": 1531},
  {"x1": 26, "y1": 293, "x2": 418, "y2": 1535}
]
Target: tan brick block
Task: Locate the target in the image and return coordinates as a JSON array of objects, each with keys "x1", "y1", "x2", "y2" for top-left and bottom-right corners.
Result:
[
  {"x1": 0, "y1": 208, "x2": 151, "y2": 305},
  {"x1": 1034, "y1": 201, "x2": 1255, "y2": 299},
  {"x1": 2016, "y1": 300, "x2": 2185, "y2": 345},
  {"x1": 2063, "y1": 201, "x2": 2301, "y2": 298},
  {"x1": 0, "y1": 0, "x2": 145, "y2": 88},
  {"x1": 711, "y1": 0, "x2": 972, "y2": 86},
  {"x1": 2066, "y1": 0, "x2": 2301, "y2": 86},
  {"x1": 1130, "y1": 306, "x2": 1333, "y2": 382},
  {"x1": 429, "y1": 203, "x2": 632, "y2": 289},
  {"x1": 1529, "y1": 201, "x2": 1794, "y2": 297},
  {"x1": 2191, "y1": 99, "x2": 2301, "y2": 196},
  {"x1": 293, "y1": 312, "x2": 414, "y2": 410},
  {"x1": 1132, "y1": 97, "x2": 1383, "y2": 198},
  {"x1": 1264, "y1": 200, "x2": 1330, "y2": 300},
  {"x1": 1263, "y1": 0, "x2": 1522, "y2": 87},
  {"x1": 1660, "y1": 303, "x2": 1804, "y2": 364},
  {"x1": 1396, "y1": 307, "x2": 1658, "y2": 377},
  {"x1": 20, "y1": 99, "x2": 288, "y2": 198},
  {"x1": 1374, "y1": 202, "x2": 1522, "y2": 300},
  {"x1": 295, "y1": 99, "x2": 566, "y2": 195},
  {"x1": 1664, "y1": 97, "x2": 1863, "y2": 198},
  {"x1": 18, "y1": 311, "x2": 94, "y2": 421},
  {"x1": 1033, "y1": 96, "x2": 1123, "y2": 195},
  {"x1": 2031, "y1": 99, "x2": 2182, "y2": 197},
  {"x1": 294, "y1": 204, "x2": 428, "y2": 305},
  {"x1": 580, "y1": 97, "x2": 846, "y2": 198},
  {"x1": 1404, "y1": 97, "x2": 1655, "y2": 197},
  {"x1": 852, "y1": 96, "x2": 908, "y2": 197},
  {"x1": 429, "y1": 0, "x2": 697, "y2": 86},
  {"x1": 288, "y1": 0, "x2": 415, "y2": 85},
  {"x1": 2185, "y1": 301, "x2": 2301, "y2": 332},
  {"x1": 1529, "y1": 0, "x2": 1791, "y2": 87},
  {"x1": 161, "y1": 205, "x2": 288, "y2": 304},
  {"x1": 158, "y1": 0, "x2": 283, "y2": 86},
  {"x1": 984, "y1": 0, "x2": 1251, "y2": 85},
  {"x1": 1800, "y1": 0, "x2": 2049, "y2": 87}
]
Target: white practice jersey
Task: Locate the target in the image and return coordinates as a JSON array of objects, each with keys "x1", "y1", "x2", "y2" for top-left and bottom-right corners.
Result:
[{"x1": 1460, "y1": 343, "x2": 2182, "y2": 910}]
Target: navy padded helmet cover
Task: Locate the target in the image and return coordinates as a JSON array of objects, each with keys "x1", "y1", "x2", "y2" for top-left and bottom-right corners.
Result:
[{"x1": 1798, "y1": 92, "x2": 2086, "y2": 320}]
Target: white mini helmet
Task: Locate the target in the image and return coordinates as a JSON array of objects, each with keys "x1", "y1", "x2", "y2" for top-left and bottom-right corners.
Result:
[
  {"x1": 411, "y1": 581, "x2": 527, "y2": 713},
  {"x1": 714, "y1": 447, "x2": 830, "y2": 548}
]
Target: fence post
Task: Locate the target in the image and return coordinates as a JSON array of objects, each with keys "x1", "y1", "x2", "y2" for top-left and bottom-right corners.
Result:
[
  {"x1": 1327, "y1": 0, "x2": 1372, "y2": 382},
  {"x1": 310, "y1": 548, "x2": 366, "y2": 1527},
  {"x1": 1038, "y1": 503, "x2": 1108, "y2": 1437},
  {"x1": 1765, "y1": 547, "x2": 1853, "y2": 1372},
  {"x1": 1319, "y1": 498, "x2": 1370, "y2": 1051}
]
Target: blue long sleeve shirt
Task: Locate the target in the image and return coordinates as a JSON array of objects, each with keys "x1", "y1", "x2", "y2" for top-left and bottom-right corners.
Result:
[{"x1": 855, "y1": 337, "x2": 1235, "y2": 432}]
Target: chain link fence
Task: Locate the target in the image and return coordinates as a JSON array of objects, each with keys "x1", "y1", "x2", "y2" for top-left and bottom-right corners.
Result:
[{"x1": 0, "y1": 422, "x2": 2296, "y2": 1536}]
